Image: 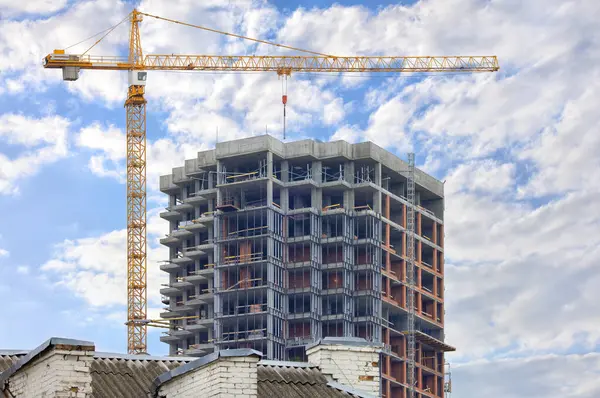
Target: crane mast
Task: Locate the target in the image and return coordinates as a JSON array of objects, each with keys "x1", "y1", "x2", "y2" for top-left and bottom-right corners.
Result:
[
  {"x1": 124, "y1": 10, "x2": 148, "y2": 354},
  {"x1": 42, "y1": 9, "x2": 499, "y2": 358}
]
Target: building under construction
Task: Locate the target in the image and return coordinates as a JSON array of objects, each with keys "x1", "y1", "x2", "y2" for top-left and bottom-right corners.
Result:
[{"x1": 159, "y1": 135, "x2": 455, "y2": 397}]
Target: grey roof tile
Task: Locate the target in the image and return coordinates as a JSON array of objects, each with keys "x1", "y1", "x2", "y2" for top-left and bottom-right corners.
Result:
[
  {"x1": 257, "y1": 363, "x2": 355, "y2": 398},
  {"x1": 90, "y1": 356, "x2": 192, "y2": 398},
  {"x1": 0, "y1": 353, "x2": 26, "y2": 374}
]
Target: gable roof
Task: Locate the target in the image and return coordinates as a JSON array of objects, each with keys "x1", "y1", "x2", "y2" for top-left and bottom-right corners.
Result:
[{"x1": 0, "y1": 337, "x2": 95, "y2": 388}]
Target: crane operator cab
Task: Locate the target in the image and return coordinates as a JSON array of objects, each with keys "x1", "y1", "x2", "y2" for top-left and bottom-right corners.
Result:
[{"x1": 129, "y1": 70, "x2": 147, "y2": 86}]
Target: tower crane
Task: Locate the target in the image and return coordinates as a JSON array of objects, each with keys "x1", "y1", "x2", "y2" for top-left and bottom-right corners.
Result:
[{"x1": 43, "y1": 11, "x2": 498, "y2": 394}]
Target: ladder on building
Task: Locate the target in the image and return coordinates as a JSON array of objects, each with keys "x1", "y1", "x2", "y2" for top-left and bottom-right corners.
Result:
[{"x1": 406, "y1": 152, "x2": 417, "y2": 398}]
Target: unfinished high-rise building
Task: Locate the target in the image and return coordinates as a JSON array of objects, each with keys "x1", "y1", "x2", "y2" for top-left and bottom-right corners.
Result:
[{"x1": 159, "y1": 135, "x2": 455, "y2": 397}]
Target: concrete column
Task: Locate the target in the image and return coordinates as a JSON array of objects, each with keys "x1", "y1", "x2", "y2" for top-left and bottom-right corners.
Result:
[
  {"x1": 345, "y1": 161, "x2": 354, "y2": 184},
  {"x1": 343, "y1": 190, "x2": 354, "y2": 210},
  {"x1": 281, "y1": 188, "x2": 289, "y2": 211},
  {"x1": 312, "y1": 160, "x2": 322, "y2": 210},
  {"x1": 313, "y1": 161, "x2": 322, "y2": 183},
  {"x1": 208, "y1": 170, "x2": 215, "y2": 189},
  {"x1": 373, "y1": 163, "x2": 382, "y2": 213},
  {"x1": 216, "y1": 160, "x2": 223, "y2": 203},
  {"x1": 374, "y1": 162, "x2": 382, "y2": 186},
  {"x1": 267, "y1": 152, "x2": 274, "y2": 206},
  {"x1": 312, "y1": 188, "x2": 322, "y2": 210}
]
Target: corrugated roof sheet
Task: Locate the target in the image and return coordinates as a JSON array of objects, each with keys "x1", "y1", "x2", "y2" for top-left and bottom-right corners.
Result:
[
  {"x1": 257, "y1": 363, "x2": 354, "y2": 398},
  {"x1": 91, "y1": 356, "x2": 192, "y2": 398},
  {"x1": 0, "y1": 352, "x2": 27, "y2": 374}
]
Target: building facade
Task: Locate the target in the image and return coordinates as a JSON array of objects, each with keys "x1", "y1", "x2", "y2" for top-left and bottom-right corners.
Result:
[{"x1": 159, "y1": 136, "x2": 454, "y2": 397}]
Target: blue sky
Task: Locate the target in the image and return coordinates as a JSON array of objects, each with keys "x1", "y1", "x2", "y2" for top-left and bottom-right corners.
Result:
[{"x1": 1, "y1": 0, "x2": 599, "y2": 396}]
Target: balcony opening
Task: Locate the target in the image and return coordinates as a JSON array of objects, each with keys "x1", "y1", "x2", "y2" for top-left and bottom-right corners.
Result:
[
  {"x1": 355, "y1": 245, "x2": 376, "y2": 266},
  {"x1": 421, "y1": 271, "x2": 434, "y2": 295},
  {"x1": 322, "y1": 320, "x2": 343, "y2": 337},
  {"x1": 289, "y1": 189, "x2": 312, "y2": 210},
  {"x1": 322, "y1": 191, "x2": 344, "y2": 211},
  {"x1": 272, "y1": 186, "x2": 281, "y2": 209},
  {"x1": 288, "y1": 161, "x2": 312, "y2": 182},
  {"x1": 221, "y1": 290, "x2": 267, "y2": 317},
  {"x1": 421, "y1": 244, "x2": 434, "y2": 269},
  {"x1": 322, "y1": 213, "x2": 344, "y2": 238},
  {"x1": 219, "y1": 264, "x2": 267, "y2": 291},
  {"x1": 288, "y1": 213, "x2": 311, "y2": 238},
  {"x1": 289, "y1": 270, "x2": 311, "y2": 289},
  {"x1": 322, "y1": 270, "x2": 344, "y2": 290},
  {"x1": 421, "y1": 349, "x2": 436, "y2": 371},
  {"x1": 322, "y1": 162, "x2": 344, "y2": 182},
  {"x1": 322, "y1": 244, "x2": 343, "y2": 265},
  {"x1": 422, "y1": 374, "x2": 436, "y2": 394},
  {"x1": 354, "y1": 191, "x2": 373, "y2": 212},
  {"x1": 221, "y1": 240, "x2": 267, "y2": 265},
  {"x1": 288, "y1": 294, "x2": 310, "y2": 314},
  {"x1": 355, "y1": 296, "x2": 376, "y2": 317},
  {"x1": 220, "y1": 210, "x2": 268, "y2": 240},
  {"x1": 421, "y1": 295, "x2": 435, "y2": 320},
  {"x1": 288, "y1": 242, "x2": 311, "y2": 263},
  {"x1": 220, "y1": 155, "x2": 267, "y2": 185},
  {"x1": 354, "y1": 215, "x2": 376, "y2": 240},
  {"x1": 273, "y1": 159, "x2": 282, "y2": 181},
  {"x1": 354, "y1": 162, "x2": 375, "y2": 184},
  {"x1": 421, "y1": 216, "x2": 434, "y2": 243}
]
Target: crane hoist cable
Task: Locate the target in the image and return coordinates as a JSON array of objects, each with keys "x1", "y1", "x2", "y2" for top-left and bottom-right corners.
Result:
[{"x1": 282, "y1": 74, "x2": 288, "y2": 140}]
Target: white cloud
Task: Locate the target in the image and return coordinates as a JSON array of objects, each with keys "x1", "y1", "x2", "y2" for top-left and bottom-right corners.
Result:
[
  {"x1": 330, "y1": 124, "x2": 362, "y2": 143},
  {"x1": 74, "y1": 122, "x2": 215, "y2": 190},
  {"x1": 0, "y1": 248, "x2": 8, "y2": 257},
  {"x1": 0, "y1": 113, "x2": 71, "y2": 195},
  {"x1": 518, "y1": 84, "x2": 600, "y2": 197},
  {"x1": 330, "y1": 93, "x2": 416, "y2": 151},
  {"x1": 41, "y1": 207, "x2": 168, "y2": 309},
  {"x1": 76, "y1": 122, "x2": 126, "y2": 182},
  {"x1": 323, "y1": 98, "x2": 345, "y2": 125},
  {"x1": 0, "y1": 0, "x2": 129, "y2": 93},
  {"x1": 453, "y1": 353, "x2": 600, "y2": 398},
  {"x1": 0, "y1": 0, "x2": 68, "y2": 17},
  {"x1": 16, "y1": 265, "x2": 29, "y2": 274},
  {"x1": 445, "y1": 160, "x2": 515, "y2": 196}
]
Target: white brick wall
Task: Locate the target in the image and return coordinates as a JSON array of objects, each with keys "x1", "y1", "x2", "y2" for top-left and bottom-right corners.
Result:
[
  {"x1": 4, "y1": 348, "x2": 94, "y2": 397},
  {"x1": 307, "y1": 344, "x2": 381, "y2": 396},
  {"x1": 159, "y1": 356, "x2": 259, "y2": 398}
]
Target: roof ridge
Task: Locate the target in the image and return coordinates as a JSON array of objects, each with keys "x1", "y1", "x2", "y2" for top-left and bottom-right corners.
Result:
[{"x1": 257, "y1": 378, "x2": 320, "y2": 386}]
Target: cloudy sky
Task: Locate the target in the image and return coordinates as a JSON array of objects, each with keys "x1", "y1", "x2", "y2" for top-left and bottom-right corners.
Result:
[{"x1": 0, "y1": 0, "x2": 598, "y2": 396}]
